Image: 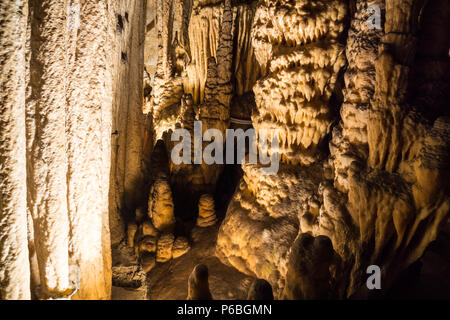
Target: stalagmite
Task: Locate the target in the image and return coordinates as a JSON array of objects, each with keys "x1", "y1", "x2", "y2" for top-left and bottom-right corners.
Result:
[
  {"x1": 156, "y1": 233, "x2": 175, "y2": 263},
  {"x1": 187, "y1": 264, "x2": 213, "y2": 300},
  {"x1": 148, "y1": 179, "x2": 176, "y2": 232},
  {"x1": 27, "y1": 0, "x2": 72, "y2": 298},
  {"x1": 0, "y1": 0, "x2": 31, "y2": 300},
  {"x1": 197, "y1": 194, "x2": 218, "y2": 227},
  {"x1": 128, "y1": 223, "x2": 138, "y2": 248},
  {"x1": 247, "y1": 279, "x2": 274, "y2": 300},
  {"x1": 284, "y1": 234, "x2": 337, "y2": 300}
]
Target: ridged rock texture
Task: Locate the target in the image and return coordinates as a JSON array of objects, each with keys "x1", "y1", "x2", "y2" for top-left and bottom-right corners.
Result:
[
  {"x1": 1, "y1": 0, "x2": 148, "y2": 299},
  {"x1": 217, "y1": 0, "x2": 450, "y2": 299}
]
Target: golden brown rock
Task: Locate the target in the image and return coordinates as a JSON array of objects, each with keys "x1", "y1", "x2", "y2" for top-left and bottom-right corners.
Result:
[
  {"x1": 142, "y1": 220, "x2": 160, "y2": 237},
  {"x1": 148, "y1": 179, "x2": 176, "y2": 232},
  {"x1": 172, "y1": 237, "x2": 191, "y2": 259},
  {"x1": 156, "y1": 233, "x2": 175, "y2": 263},
  {"x1": 127, "y1": 223, "x2": 138, "y2": 248},
  {"x1": 197, "y1": 194, "x2": 218, "y2": 227}
]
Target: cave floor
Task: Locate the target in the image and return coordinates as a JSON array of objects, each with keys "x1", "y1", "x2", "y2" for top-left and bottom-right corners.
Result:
[{"x1": 146, "y1": 224, "x2": 255, "y2": 300}]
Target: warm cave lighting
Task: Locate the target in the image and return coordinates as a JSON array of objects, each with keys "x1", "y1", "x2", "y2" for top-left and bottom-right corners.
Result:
[{"x1": 0, "y1": 0, "x2": 449, "y2": 306}]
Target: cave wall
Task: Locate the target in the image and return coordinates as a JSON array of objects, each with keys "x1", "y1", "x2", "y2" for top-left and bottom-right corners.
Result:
[{"x1": 0, "y1": 0, "x2": 30, "y2": 300}]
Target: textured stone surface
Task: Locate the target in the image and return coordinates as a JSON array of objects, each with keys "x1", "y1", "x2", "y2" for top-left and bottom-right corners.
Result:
[
  {"x1": 217, "y1": 0, "x2": 450, "y2": 299},
  {"x1": 197, "y1": 194, "x2": 218, "y2": 227},
  {"x1": 156, "y1": 233, "x2": 175, "y2": 263},
  {"x1": 0, "y1": 0, "x2": 31, "y2": 300},
  {"x1": 148, "y1": 179, "x2": 176, "y2": 232},
  {"x1": 1, "y1": 0, "x2": 149, "y2": 299},
  {"x1": 172, "y1": 236, "x2": 191, "y2": 259}
]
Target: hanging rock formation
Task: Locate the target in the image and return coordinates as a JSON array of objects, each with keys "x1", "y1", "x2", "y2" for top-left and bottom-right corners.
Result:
[
  {"x1": 217, "y1": 0, "x2": 450, "y2": 299},
  {"x1": 0, "y1": 0, "x2": 31, "y2": 300},
  {"x1": 148, "y1": 179, "x2": 176, "y2": 232}
]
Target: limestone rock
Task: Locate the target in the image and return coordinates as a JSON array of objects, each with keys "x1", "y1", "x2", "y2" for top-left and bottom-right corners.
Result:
[
  {"x1": 187, "y1": 264, "x2": 213, "y2": 300},
  {"x1": 251, "y1": 0, "x2": 348, "y2": 165},
  {"x1": 172, "y1": 237, "x2": 191, "y2": 259},
  {"x1": 247, "y1": 279, "x2": 274, "y2": 300},
  {"x1": 0, "y1": 0, "x2": 30, "y2": 300},
  {"x1": 139, "y1": 236, "x2": 158, "y2": 253},
  {"x1": 197, "y1": 194, "x2": 218, "y2": 227},
  {"x1": 284, "y1": 234, "x2": 337, "y2": 300},
  {"x1": 156, "y1": 233, "x2": 175, "y2": 263},
  {"x1": 148, "y1": 179, "x2": 176, "y2": 232},
  {"x1": 142, "y1": 220, "x2": 159, "y2": 237}
]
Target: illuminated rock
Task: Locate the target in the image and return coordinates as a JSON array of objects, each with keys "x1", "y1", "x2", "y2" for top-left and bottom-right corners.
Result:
[
  {"x1": 172, "y1": 237, "x2": 191, "y2": 259},
  {"x1": 140, "y1": 236, "x2": 158, "y2": 253},
  {"x1": 156, "y1": 233, "x2": 175, "y2": 263},
  {"x1": 148, "y1": 179, "x2": 176, "y2": 233},
  {"x1": 197, "y1": 194, "x2": 218, "y2": 227},
  {"x1": 127, "y1": 223, "x2": 138, "y2": 248}
]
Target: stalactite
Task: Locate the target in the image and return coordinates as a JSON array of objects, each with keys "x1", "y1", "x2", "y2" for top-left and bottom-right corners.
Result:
[{"x1": 27, "y1": 0, "x2": 72, "y2": 298}]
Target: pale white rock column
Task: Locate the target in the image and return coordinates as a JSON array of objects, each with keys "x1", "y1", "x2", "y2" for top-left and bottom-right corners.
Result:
[
  {"x1": 0, "y1": 0, "x2": 31, "y2": 300},
  {"x1": 27, "y1": 0, "x2": 71, "y2": 298},
  {"x1": 65, "y1": 0, "x2": 112, "y2": 300}
]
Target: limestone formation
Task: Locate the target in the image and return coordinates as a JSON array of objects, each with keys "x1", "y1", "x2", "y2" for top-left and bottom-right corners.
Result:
[
  {"x1": 252, "y1": 0, "x2": 347, "y2": 165},
  {"x1": 141, "y1": 253, "x2": 156, "y2": 273},
  {"x1": 142, "y1": 220, "x2": 160, "y2": 237},
  {"x1": 197, "y1": 194, "x2": 218, "y2": 227},
  {"x1": 247, "y1": 279, "x2": 274, "y2": 300},
  {"x1": 187, "y1": 264, "x2": 213, "y2": 300},
  {"x1": 127, "y1": 223, "x2": 138, "y2": 248},
  {"x1": 148, "y1": 179, "x2": 176, "y2": 232},
  {"x1": 140, "y1": 236, "x2": 158, "y2": 253},
  {"x1": 283, "y1": 234, "x2": 338, "y2": 300},
  {"x1": 156, "y1": 233, "x2": 175, "y2": 263},
  {"x1": 172, "y1": 237, "x2": 191, "y2": 259}
]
